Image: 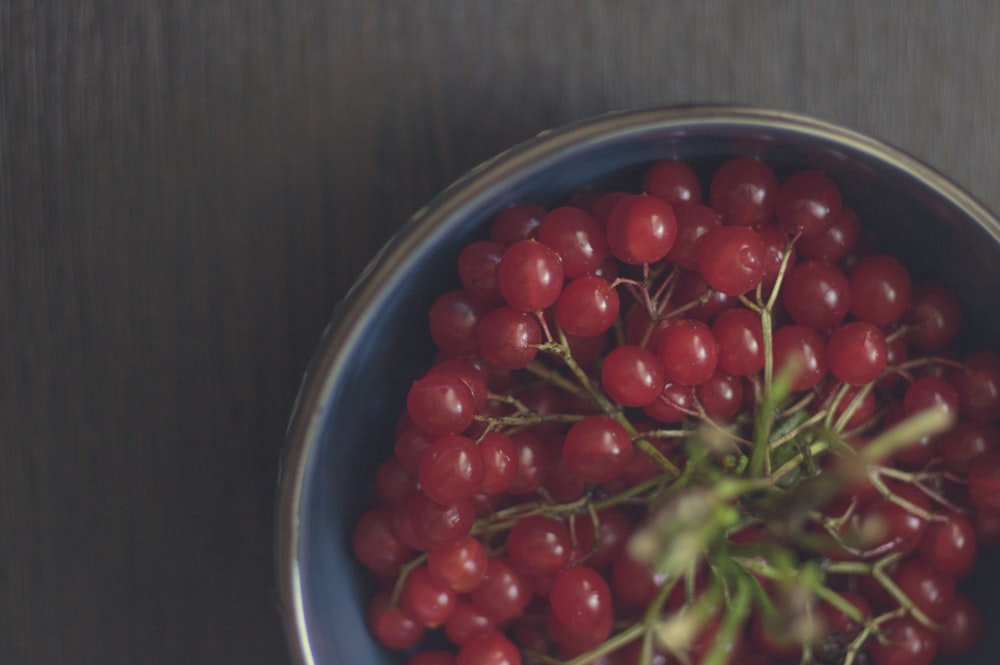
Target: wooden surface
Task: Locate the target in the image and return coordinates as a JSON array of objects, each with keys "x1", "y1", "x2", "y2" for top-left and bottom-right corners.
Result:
[{"x1": 4, "y1": 2, "x2": 1000, "y2": 663}]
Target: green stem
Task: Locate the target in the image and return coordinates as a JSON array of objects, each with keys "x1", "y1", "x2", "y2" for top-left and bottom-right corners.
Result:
[{"x1": 560, "y1": 623, "x2": 646, "y2": 665}]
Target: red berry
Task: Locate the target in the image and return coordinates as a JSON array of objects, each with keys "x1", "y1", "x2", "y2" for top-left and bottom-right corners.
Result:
[
  {"x1": 479, "y1": 431, "x2": 518, "y2": 495},
  {"x1": 968, "y1": 450, "x2": 1000, "y2": 515},
  {"x1": 605, "y1": 194, "x2": 678, "y2": 264},
  {"x1": 601, "y1": 344, "x2": 666, "y2": 407},
  {"x1": 696, "y1": 225, "x2": 766, "y2": 296},
  {"x1": 919, "y1": 513, "x2": 977, "y2": 576},
  {"x1": 666, "y1": 203, "x2": 721, "y2": 270},
  {"x1": 548, "y1": 566, "x2": 614, "y2": 640},
  {"x1": 489, "y1": 203, "x2": 545, "y2": 246},
  {"x1": 712, "y1": 307, "x2": 764, "y2": 376},
  {"x1": 826, "y1": 321, "x2": 887, "y2": 386},
  {"x1": 496, "y1": 239, "x2": 565, "y2": 312},
  {"x1": 428, "y1": 534, "x2": 489, "y2": 593},
  {"x1": 407, "y1": 373, "x2": 477, "y2": 436},
  {"x1": 506, "y1": 514, "x2": 572, "y2": 577},
  {"x1": 781, "y1": 260, "x2": 851, "y2": 330},
  {"x1": 456, "y1": 629, "x2": 521, "y2": 665},
  {"x1": 400, "y1": 565, "x2": 459, "y2": 628},
  {"x1": 351, "y1": 508, "x2": 414, "y2": 575},
  {"x1": 475, "y1": 306, "x2": 542, "y2": 370},
  {"x1": 469, "y1": 558, "x2": 532, "y2": 623},
  {"x1": 368, "y1": 589, "x2": 424, "y2": 650},
  {"x1": 458, "y1": 240, "x2": 506, "y2": 303},
  {"x1": 775, "y1": 169, "x2": 842, "y2": 238},
  {"x1": 902, "y1": 281, "x2": 962, "y2": 352},
  {"x1": 865, "y1": 616, "x2": 937, "y2": 665},
  {"x1": 849, "y1": 254, "x2": 912, "y2": 326},
  {"x1": 771, "y1": 324, "x2": 827, "y2": 391},
  {"x1": 555, "y1": 274, "x2": 621, "y2": 337},
  {"x1": 642, "y1": 158, "x2": 702, "y2": 206},
  {"x1": 796, "y1": 205, "x2": 860, "y2": 261},
  {"x1": 562, "y1": 415, "x2": 634, "y2": 484},
  {"x1": 708, "y1": 156, "x2": 779, "y2": 227},
  {"x1": 654, "y1": 318, "x2": 719, "y2": 386},
  {"x1": 536, "y1": 206, "x2": 608, "y2": 279}
]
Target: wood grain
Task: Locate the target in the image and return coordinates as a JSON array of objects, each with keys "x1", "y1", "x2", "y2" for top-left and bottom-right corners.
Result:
[{"x1": 2, "y1": 1, "x2": 998, "y2": 662}]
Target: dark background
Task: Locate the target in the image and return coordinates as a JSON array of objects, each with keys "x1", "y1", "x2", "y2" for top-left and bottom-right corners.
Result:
[{"x1": 3, "y1": 2, "x2": 1000, "y2": 663}]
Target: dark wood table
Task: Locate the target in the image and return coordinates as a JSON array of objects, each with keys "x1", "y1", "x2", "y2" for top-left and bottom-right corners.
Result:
[{"x1": 5, "y1": 2, "x2": 1000, "y2": 663}]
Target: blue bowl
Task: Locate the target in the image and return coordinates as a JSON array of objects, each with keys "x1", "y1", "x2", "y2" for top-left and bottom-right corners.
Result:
[{"x1": 276, "y1": 106, "x2": 1000, "y2": 665}]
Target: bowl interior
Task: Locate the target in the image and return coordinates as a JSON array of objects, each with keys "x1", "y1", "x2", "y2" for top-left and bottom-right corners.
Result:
[{"x1": 280, "y1": 107, "x2": 1000, "y2": 665}]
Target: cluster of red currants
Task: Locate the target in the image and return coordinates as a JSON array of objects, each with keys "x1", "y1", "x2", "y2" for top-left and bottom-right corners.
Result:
[{"x1": 351, "y1": 155, "x2": 1000, "y2": 665}]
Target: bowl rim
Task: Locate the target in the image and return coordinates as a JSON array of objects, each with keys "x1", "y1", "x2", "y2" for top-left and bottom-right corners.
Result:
[{"x1": 274, "y1": 104, "x2": 1000, "y2": 665}]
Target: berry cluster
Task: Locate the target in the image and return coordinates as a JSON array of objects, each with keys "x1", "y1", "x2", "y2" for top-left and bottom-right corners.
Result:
[{"x1": 351, "y1": 155, "x2": 1000, "y2": 665}]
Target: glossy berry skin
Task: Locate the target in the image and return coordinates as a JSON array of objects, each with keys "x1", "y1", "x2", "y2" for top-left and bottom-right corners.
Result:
[
  {"x1": 902, "y1": 375, "x2": 960, "y2": 423},
  {"x1": 478, "y1": 431, "x2": 518, "y2": 495},
  {"x1": 903, "y1": 281, "x2": 962, "y2": 352},
  {"x1": 708, "y1": 156, "x2": 779, "y2": 227},
  {"x1": 351, "y1": 508, "x2": 414, "y2": 575},
  {"x1": 368, "y1": 590, "x2": 424, "y2": 650},
  {"x1": 654, "y1": 318, "x2": 719, "y2": 386},
  {"x1": 469, "y1": 558, "x2": 532, "y2": 623},
  {"x1": 548, "y1": 566, "x2": 614, "y2": 640},
  {"x1": 394, "y1": 492, "x2": 476, "y2": 550},
  {"x1": 849, "y1": 253, "x2": 912, "y2": 326},
  {"x1": 771, "y1": 324, "x2": 827, "y2": 391},
  {"x1": 458, "y1": 240, "x2": 506, "y2": 303},
  {"x1": 919, "y1": 513, "x2": 977, "y2": 576},
  {"x1": 826, "y1": 321, "x2": 887, "y2": 386},
  {"x1": 601, "y1": 344, "x2": 665, "y2": 407},
  {"x1": 456, "y1": 629, "x2": 522, "y2": 665},
  {"x1": 643, "y1": 381, "x2": 696, "y2": 423},
  {"x1": 756, "y1": 222, "x2": 796, "y2": 288},
  {"x1": 536, "y1": 206, "x2": 608, "y2": 278},
  {"x1": 774, "y1": 169, "x2": 842, "y2": 238},
  {"x1": 406, "y1": 373, "x2": 477, "y2": 436},
  {"x1": 891, "y1": 558, "x2": 957, "y2": 623},
  {"x1": 781, "y1": 260, "x2": 851, "y2": 330},
  {"x1": 843, "y1": 481, "x2": 930, "y2": 556},
  {"x1": 489, "y1": 203, "x2": 545, "y2": 246},
  {"x1": 712, "y1": 307, "x2": 764, "y2": 376},
  {"x1": 428, "y1": 534, "x2": 489, "y2": 593},
  {"x1": 605, "y1": 194, "x2": 678, "y2": 264},
  {"x1": 940, "y1": 419, "x2": 1000, "y2": 474},
  {"x1": 506, "y1": 514, "x2": 572, "y2": 577},
  {"x1": 642, "y1": 158, "x2": 702, "y2": 206},
  {"x1": 429, "y1": 290, "x2": 491, "y2": 357},
  {"x1": 400, "y1": 564, "x2": 459, "y2": 628},
  {"x1": 418, "y1": 434, "x2": 485, "y2": 505},
  {"x1": 695, "y1": 225, "x2": 766, "y2": 296},
  {"x1": 696, "y1": 369, "x2": 744, "y2": 420},
  {"x1": 955, "y1": 351, "x2": 1000, "y2": 421},
  {"x1": 496, "y1": 239, "x2": 565, "y2": 312},
  {"x1": 796, "y1": 205, "x2": 860, "y2": 262},
  {"x1": 444, "y1": 600, "x2": 495, "y2": 646},
  {"x1": 865, "y1": 616, "x2": 938, "y2": 665},
  {"x1": 475, "y1": 306, "x2": 542, "y2": 370},
  {"x1": 555, "y1": 274, "x2": 621, "y2": 337},
  {"x1": 562, "y1": 415, "x2": 634, "y2": 484},
  {"x1": 666, "y1": 203, "x2": 722, "y2": 270},
  {"x1": 937, "y1": 595, "x2": 982, "y2": 657}
]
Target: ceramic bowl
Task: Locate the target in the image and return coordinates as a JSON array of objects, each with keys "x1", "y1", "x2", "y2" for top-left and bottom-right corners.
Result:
[{"x1": 277, "y1": 106, "x2": 1000, "y2": 665}]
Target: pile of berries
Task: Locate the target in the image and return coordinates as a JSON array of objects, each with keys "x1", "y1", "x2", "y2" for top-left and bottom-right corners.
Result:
[{"x1": 350, "y1": 155, "x2": 1000, "y2": 665}]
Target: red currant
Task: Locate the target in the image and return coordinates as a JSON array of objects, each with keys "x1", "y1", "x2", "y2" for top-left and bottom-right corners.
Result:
[
  {"x1": 605, "y1": 194, "x2": 678, "y2": 264},
  {"x1": 708, "y1": 156, "x2": 779, "y2": 227},
  {"x1": 696, "y1": 225, "x2": 766, "y2": 296}
]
